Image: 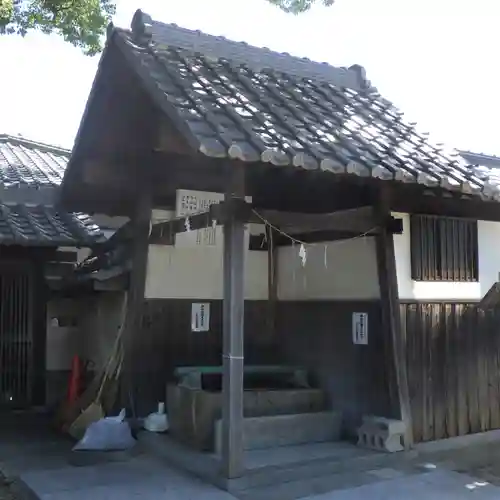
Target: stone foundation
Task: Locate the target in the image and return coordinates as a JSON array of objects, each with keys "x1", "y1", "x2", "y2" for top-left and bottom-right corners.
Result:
[{"x1": 167, "y1": 384, "x2": 326, "y2": 451}]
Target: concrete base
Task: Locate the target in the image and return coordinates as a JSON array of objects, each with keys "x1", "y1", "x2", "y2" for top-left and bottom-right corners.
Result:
[
  {"x1": 214, "y1": 411, "x2": 342, "y2": 454},
  {"x1": 167, "y1": 385, "x2": 326, "y2": 451},
  {"x1": 357, "y1": 416, "x2": 405, "y2": 453}
]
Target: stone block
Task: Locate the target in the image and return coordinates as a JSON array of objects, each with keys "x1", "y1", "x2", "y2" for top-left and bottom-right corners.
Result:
[
  {"x1": 214, "y1": 411, "x2": 342, "y2": 454},
  {"x1": 167, "y1": 384, "x2": 326, "y2": 451},
  {"x1": 357, "y1": 416, "x2": 405, "y2": 453}
]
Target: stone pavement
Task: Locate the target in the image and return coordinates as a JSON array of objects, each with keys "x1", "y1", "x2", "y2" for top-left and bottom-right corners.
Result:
[
  {"x1": 17, "y1": 454, "x2": 238, "y2": 500},
  {"x1": 15, "y1": 461, "x2": 500, "y2": 500},
  {"x1": 303, "y1": 470, "x2": 500, "y2": 500},
  {"x1": 4, "y1": 412, "x2": 500, "y2": 499}
]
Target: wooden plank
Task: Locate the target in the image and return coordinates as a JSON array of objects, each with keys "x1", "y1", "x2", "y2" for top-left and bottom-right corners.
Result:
[
  {"x1": 254, "y1": 206, "x2": 376, "y2": 234},
  {"x1": 477, "y1": 308, "x2": 491, "y2": 432},
  {"x1": 493, "y1": 307, "x2": 500, "y2": 430},
  {"x1": 374, "y1": 189, "x2": 413, "y2": 448},
  {"x1": 120, "y1": 191, "x2": 152, "y2": 411},
  {"x1": 444, "y1": 304, "x2": 458, "y2": 438},
  {"x1": 421, "y1": 304, "x2": 433, "y2": 442},
  {"x1": 413, "y1": 303, "x2": 425, "y2": 443},
  {"x1": 455, "y1": 304, "x2": 470, "y2": 436},
  {"x1": 465, "y1": 307, "x2": 481, "y2": 434},
  {"x1": 221, "y1": 163, "x2": 246, "y2": 479},
  {"x1": 402, "y1": 303, "x2": 423, "y2": 443},
  {"x1": 486, "y1": 309, "x2": 500, "y2": 430},
  {"x1": 432, "y1": 304, "x2": 445, "y2": 440}
]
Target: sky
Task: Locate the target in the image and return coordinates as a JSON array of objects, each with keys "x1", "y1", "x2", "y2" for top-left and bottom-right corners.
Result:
[{"x1": 0, "y1": 0, "x2": 498, "y2": 154}]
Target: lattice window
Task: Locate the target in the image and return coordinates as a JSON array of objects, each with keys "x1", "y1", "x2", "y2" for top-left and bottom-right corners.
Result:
[{"x1": 410, "y1": 215, "x2": 478, "y2": 282}]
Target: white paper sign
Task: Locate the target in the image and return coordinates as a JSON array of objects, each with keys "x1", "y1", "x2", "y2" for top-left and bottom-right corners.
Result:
[
  {"x1": 191, "y1": 303, "x2": 210, "y2": 332},
  {"x1": 175, "y1": 189, "x2": 252, "y2": 248},
  {"x1": 352, "y1": 312, "x2": 368, "y2": 345},
  {"x1": 176, "y1": 190, "x2": 223, "y2": 247}
]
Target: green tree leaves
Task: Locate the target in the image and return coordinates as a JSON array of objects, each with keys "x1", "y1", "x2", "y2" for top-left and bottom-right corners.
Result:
[
  {"x1": 0, "y1": 0, "x2": 115, "y2": 55},
  {"x1": 0, "y1": 0, "x2": 334, "y2": 55},
  {"x1": 267, "y1": 0, "x2": 334, "y2": 14}
]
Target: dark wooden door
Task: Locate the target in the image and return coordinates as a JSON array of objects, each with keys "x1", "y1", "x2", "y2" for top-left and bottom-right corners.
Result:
[{"x1": 0, "y1": 261, "x2": 36, "y2": 408}]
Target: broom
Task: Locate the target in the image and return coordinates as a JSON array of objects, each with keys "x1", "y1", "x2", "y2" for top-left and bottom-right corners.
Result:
[
  {"x1": 67, "y1": 335, "x2": 124, "y2": 440},
  {"x1": 67, "y1": 297, "x2": 128, "y2": 440}
]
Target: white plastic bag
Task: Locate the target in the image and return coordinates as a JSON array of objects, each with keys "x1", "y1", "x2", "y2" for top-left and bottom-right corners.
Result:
[{"x1": 73, "y1": 409, "x2": 136, "y2": 451}]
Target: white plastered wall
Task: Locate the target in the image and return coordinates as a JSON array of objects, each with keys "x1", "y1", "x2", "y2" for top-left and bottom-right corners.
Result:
[
  {"x1": 79, "y1": 292, "x2": 125, "y2": 370},
  {"x1": 144, "y1": 207, "x2": 500, "y2": 302},
  {"x1": 144, "y1": 209, "x2": 268, "y2": 300},
  {"x1": 46, "y1": 299, "x2": 81, "y2": 371},
  {"x1": 277, "y1": 237, "x2": 380, "y2": 300}
]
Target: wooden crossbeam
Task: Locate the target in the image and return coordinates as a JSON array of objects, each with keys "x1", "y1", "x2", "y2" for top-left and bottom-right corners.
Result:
[
  {"x1": 251, "y1": 206, "x2": 376, "y2": 234},
  {"x1": 149, "y1": 202, "x2": 385, "y2": 244}
]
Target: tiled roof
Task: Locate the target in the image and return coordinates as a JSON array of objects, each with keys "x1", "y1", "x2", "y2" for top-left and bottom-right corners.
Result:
[
  {"x1": 0, "y1": 204, "x2": 104, "y2": 247},
  {"x1": 0, "y1": 135, "x2": 104, "y2": 247},
  {"x1": 0, "y1": 135, "x2": 67, "y2": 187},
  {"x1": 459, "y1": 150, "x2": 500, "y2": 170},
  {"x1": 109, "y1": 10, "x2": 499, "y2": 201},
  {"x1": 459, "y1": 151, "x2": 500, "y2": 196}
]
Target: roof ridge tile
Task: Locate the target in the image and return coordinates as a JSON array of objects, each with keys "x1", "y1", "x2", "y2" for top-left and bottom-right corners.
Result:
[{"x1": 130, "y1": 9, "x2": 372, "y2": 91}]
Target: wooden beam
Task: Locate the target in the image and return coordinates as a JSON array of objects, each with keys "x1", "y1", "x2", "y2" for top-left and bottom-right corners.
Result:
[
  {"x1": 252, "y1": 206, "x2": 377, "y2": 234},
  {"x1": 120, "y1": 190, "x2": 152, "y2": 412},
  {"x1": 249, "y1": 218, "x2": 403, "y2": 251},
  {"x1": 221, "y1": 163, "x2": 246, "y2": 479},
  {"x1": 375, "y1": 187, "x2": 413, "y2": 448},
  {"x1": 391, "y1": 186, "x2": 500, "y2": 222},
  {"x1": 150, "y1": 203, "x2": 393, "y2": 244}
]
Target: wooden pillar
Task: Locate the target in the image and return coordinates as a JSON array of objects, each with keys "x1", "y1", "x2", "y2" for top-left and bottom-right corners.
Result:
[
  {"x1": 120, "y1": 192, "x2": 152, "y2": 414},
  {"x1": 266, "y1": 226, "x2": 278, "y2": 339},
  {"x1": 221, "y1": 164, "x2": 246, "y2": 479},
  {"x1": 374, "y1": 188, "x2": 413, "y2": 448}
]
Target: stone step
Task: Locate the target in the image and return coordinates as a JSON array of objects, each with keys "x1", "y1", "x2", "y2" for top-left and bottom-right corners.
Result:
[
  {"x1": 139, "y1": 432, "x2": 418, "y2": 493},
  {"x1": 214, "y1": 411, "x2": 342, "y2": 454}
]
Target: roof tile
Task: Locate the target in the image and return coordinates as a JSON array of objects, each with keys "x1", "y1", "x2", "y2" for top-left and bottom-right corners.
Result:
[
  {"x1": 114, "y1": 11, "x2": 500, "y2": 199},
  {"x1": 0, "y1": 204, "x2": 105, "y2": 247},
  {"x1": 0, "y1": 135, "x2": 105, "y2": 246},
  {"x1": 0, "y1": 135, "x2": 67, "y2": 187}
]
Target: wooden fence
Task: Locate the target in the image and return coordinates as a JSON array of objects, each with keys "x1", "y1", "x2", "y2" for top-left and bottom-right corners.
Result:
[{"x1": 402, "y1": 302, "x2": 500, "y2": 443}]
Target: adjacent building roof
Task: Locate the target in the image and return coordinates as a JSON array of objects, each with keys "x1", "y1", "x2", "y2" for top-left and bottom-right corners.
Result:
[
  {"x1": 0, "y1": 204, "x2": 102, "y2": 247},
  {"x1": 459, "y1": 151, "x2": 500, "y2": 195},
  {"x1": 460, "y1": 150, "x2": 500, "y2": 170},
  {"x1": 102, "y1": 10, "x2": 498, "y2": 200},
  {"x1": 0, "y1": 134, "x2": 67, "y2": 187},
  {"x1": 0, "y1": 135, "x2": 103, "y2": 247}
]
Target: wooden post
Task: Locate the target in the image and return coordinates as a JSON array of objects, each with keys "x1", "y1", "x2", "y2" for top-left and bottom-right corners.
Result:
[
  {"x1": 266, "y1": 226, "x2": 278, "y2": 339},
  {"x1": 221, "y1": 164, "x2": 246, "y2": 478},
  {"x1": 120, "y1": 192, "x2": 152, "y2": 414},
  {"x1": 374, "y1": 188, "x2": 413, "y2": 448}
]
